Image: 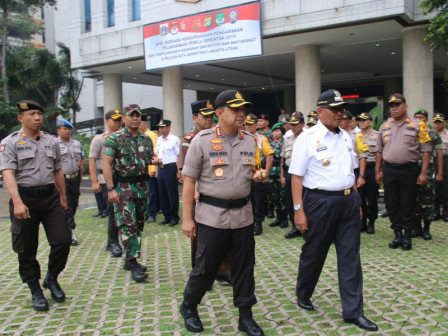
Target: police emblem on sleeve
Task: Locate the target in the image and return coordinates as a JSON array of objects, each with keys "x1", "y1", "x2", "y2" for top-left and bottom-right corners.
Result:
[
  {"x1": 214, "y1": 167, "x2": 224, "y2": 177},
  {"x1": 0, "y1": 144, "x2": 5, "y2": 152}
]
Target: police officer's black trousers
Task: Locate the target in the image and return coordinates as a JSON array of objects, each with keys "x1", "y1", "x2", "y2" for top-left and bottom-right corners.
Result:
[
  {"x1": 358, "y1": 165, "x2": 379, "y2": 222},
  {"x1": 284, "y1": 170, "x2": 293, "y2": 222},
  {"x1": 434, "y1": 155, "x2": 448, "y2": 214},
  {"x1": 296, "y1": 190, "x2": 364, "y2": 319},
  {"x1": 157, "y1": 164, "x2": 179, "y2": 222},
  {"x1": 183, "y1": 223, "x2": 257, "y2": 308},
  {"x1": 64, "y1": 177, "x2": 81, "y2": 230},
  {"x1": 101, "y1": 183, "x2": 119, "y2": 244},
  {"x1": 250, "y1": 182, "x2": 267, "y2": 223},
  {"x1": 10, "y1": 187, "x2": 71, "y2": 283},
  {"x1": 383, "y1": 162, "x2": 419, "y2": 232}
]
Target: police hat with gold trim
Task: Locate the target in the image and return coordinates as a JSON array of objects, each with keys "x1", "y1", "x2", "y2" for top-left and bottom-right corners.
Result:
[
  {"x1": 244, "y1": 114, "x2": 257, "y2": 125},
  {"x1": 307, "y1": 116, "x2": 318, "y2": 125},
  {"x1": 214, "y1": 89, "x2": 252, "y2": 109},
  {"x1": 123, "y1": 104, "x2": 142, "y2": 116},
  {"x1": 317, "y1": 89, "x2": 346, "y2": 107},
  {"x1": 158, "y1": 119, "x2": 171, "y2": 127},
  {"x1": 56, "y1": 118, "x2": 74, "y2": 128},
  {"x1": 289, "y1": 116, "x2": 304, "y2": 125},
  {"x1": 105, "y1": 109, "x2": 122, "y2": 120},
  {"x1": 357, "y1": 112, "x2": 372, "y2": 121},
  {"x1": 433, "y1": 112, "x2": 446, "y2": 122},
  {"x1": 191, "y1": 100, "x2": 214, "y2": 115},
  {"x1": 342, "y1": 110, "x2": 353, "y2": 119},
  {"x1": 307, "y1": 110, "x2": 318, "y2": 118},
  {"x1": 388, "y1": 93, "x2": 406, "y2": 105},
  {"x1": 16, "y1": 100, "x2": 44, "y2": 114}
]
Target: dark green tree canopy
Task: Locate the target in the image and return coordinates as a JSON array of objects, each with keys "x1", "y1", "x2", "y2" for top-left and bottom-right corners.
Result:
[{"x1": 420, "y1": 0, "x2": 448, "y2": 51}]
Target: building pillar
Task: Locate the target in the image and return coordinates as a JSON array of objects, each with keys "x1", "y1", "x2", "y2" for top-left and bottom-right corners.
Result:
[
  {"x1": 283, "y1": 86, "x2": 295, "y2": 115},
  {"x1": 162, "y1": 66, "x2": 184, "y2": 137},
  {"x1": 103, "y1": 74, "x2": 123, "y2": 115},
  {"x1": 295, "y1": 44, "x2": 321, "y2": 117},
  {"x1": 403, "y1": 27, "x2": 433, "y2": 118}
]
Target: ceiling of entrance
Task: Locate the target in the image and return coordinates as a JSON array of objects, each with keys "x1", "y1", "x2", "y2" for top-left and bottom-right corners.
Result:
[{"x1": 82, "y1": 19, "x2": 447, "y2": 93}]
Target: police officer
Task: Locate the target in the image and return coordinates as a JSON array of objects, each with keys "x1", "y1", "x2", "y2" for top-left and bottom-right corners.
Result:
[
  {"x1": 0, "y1": 100, "x2": 71, "y2": 311},
  {"x1": 257, "y1": 114, "x2": 271, "y2": 138},
  {"x1": 413, "y1": 109, "x2": 443, "y2": 240},
  {"x1": 180, "y1": 89, "x2": 265, "y2": 336},
  {"x1": 433, "y1": 112, "x2": 448, "y2": 221},
  {"x1": 89, "y1": 109, "x2": 123, "y2": 257},
  {"x1": 376, "y1": 94, "x2": 432, "y2": 251},
  {"x1": 56, "y1": 118, "x2": 85, "y2": 245},
  {"x1": 306, "y1": 116, "x2": 318, "y2": 129},
  {"x1": 290, "y1": 90, "x2": 377, "y2": 332},
  {"x1": 155, "y1": 119, "x2": 181, "y2": 226},
  {"x1": 281, "y1": 115, "x2": 305, "y2": 239},
  {"x1": 357, "y1": 112, "x2": 379, "y2": 234},
  {"x1": 103, "y1": 104, "x2": 158, "y2": 282},
  {"x1": 244, "y1": 114, "x2": 274, "y2": 236}
]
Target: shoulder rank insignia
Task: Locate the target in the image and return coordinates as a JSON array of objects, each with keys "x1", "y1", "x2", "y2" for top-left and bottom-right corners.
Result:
[
  {"x1": 239, "y1": 129, "x2": 244, "y2": 139},
  {"x1": 21, "y1": 132, "x2": 27, "y2": 137},
  {"x1": 184, "y1": 133, "x2": 196, "y2": 141},
  {"x1": 210, "y1": 138, "x2": 222, "y2": 144},
  {"x1": 17, "y1": 141, "x2": 27, "y2": 145},
  {"x1": 215, "y1": 126, "x2": 223, "y2": 137}
]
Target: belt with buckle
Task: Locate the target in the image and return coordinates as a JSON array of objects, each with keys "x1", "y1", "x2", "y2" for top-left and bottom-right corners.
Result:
[
  {"x1": 305, "y1": 187, "x2": 354, "y2": 196},
  {"x1": 65, "y1": 172, "x2": 79, "y2": 179},
  {"x1": 198, "y1": 194, "x2": 249, "y2": 209},
  {"x1": 384, "y1": 161, "x2": 418, "y2": 168},
  {"x1": 159, "y1": 162, "x2": 176, "y2": 169},
  {"x1": 18, "y1": 184, "x2": 55, "y2": 197}
]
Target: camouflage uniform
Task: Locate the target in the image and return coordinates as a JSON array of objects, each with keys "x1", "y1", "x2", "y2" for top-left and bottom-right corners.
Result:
[{"x1": 103, "y1": 127, "x2": 154, "y2": 260}]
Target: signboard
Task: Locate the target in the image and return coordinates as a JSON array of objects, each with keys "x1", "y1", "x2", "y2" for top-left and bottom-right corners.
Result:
[{"x1": 143, "y1": 1, "x2": 262, "y2": 70}]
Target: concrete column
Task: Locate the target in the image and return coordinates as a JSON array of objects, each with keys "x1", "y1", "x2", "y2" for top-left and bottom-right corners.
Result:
[
  {"x1": 103, "y1": 74, "x2": 123, "y2": 115},
  {"x1": 283, "y1": 86, "x2": 295, "y2": 115},
  {"x1": 162, "y1": 66, "x2": 184, "y2": 137},
  {"x1": 403, "y1": 27, "x2": 433, "y2": 118},
  {"x1": 295, "y1": 44, "x2": 321, "y2": 116}
]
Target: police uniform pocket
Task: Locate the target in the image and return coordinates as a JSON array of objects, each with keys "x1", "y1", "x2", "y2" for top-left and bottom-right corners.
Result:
[
  {"x1": 17, "y1": 151, "x2": 35, "y2": 170},
  {"x1": 74, "y1": 147, "x2": 82, "y2": 160},
  {"x1": 46, "y1": 149, "x2": 56, "y2": 168},
  {"x1": 210, "y1": 158, "x2": 229, "y2": 180},
  {"x1": 241, "y1": 157, "x2": 255, "y2": 180},
  {"x1": 404, "y1": 129, "x2": 418, "y2": 145},
  {"x1": 11, "y1": 220, "x2": 25, "y2": 253}
]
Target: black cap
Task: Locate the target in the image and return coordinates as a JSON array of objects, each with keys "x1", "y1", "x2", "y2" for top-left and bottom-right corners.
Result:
[
  {"x1": 105, "y1": 109, "x2": 122, "y2": 120},
  {"x1": 357, "y1": 112, "x2": 372, "y2": 121},
  {"x1": 307, "y1": 110, "x2": 318, "y2": 118},
  {"x1": 214, "y1": 89, "x2": 252, "y2": 109},
  {"x1": 258, "y1": 114, "x2": 269, "y2": 120},
  {"x1": 141, "y1": 115, "x2": 148, "y2": 122},
  {"x1": 191, "y1": 100, "x2": 214, "y2": 115},
  {"x1": 342, "y1": 110, "x2": 353, "y2": 119},
  {"x1": 16, "y1": 100, "x2": 44, "y2": 114},
  {"x1": 433, "y1": 112, "x2": 445, "y2": 122},
  {"x1": 244, "y1": 114, "x2": 257, "y2": 125},
  {"x1": 158, "y1": 119, "x2": 171, "y2": 127},
  {"x1": 317, "y1": 89, "x2": 346, "y2": 107},
  {"x1": 388, "y1": 94, "x2": 406, "y2": 105}
]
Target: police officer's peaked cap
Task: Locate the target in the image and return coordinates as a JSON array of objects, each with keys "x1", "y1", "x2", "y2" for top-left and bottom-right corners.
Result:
[
  {"x1": 123, "y1": 104, "x2": 142, "y2": 116},
  {"x1": 414, "y1": 109, "x2": 429, "y2": 118},
  {"x1": 342, "y1": 110, "x2": 353, "y2": 119},
  {"x1": 244, "y1": 114, "x2": 257, "y2": 125},
  {"x1": 214, "y1": 89, "x2": 252, "y2": 109},
  {"x1": 191, "y1": 100, "x2": 214, "y2": 115},
  {"x1": 105, "y1": 109, "x2": 122, "y2": 120},
  {"x1": 308, "y1": 110, "x2": 318, "y2": 118},
  {"x1": 357, "y1": 112, "x2": 372, "y2": 121},
  {"x1": 307, "y1": 116, "x2": 318, "y2": 125},
  {"x1": 317, "y1": 89, "x2": 346, "y2": 107},
  {"x1": 271, "y1": 122, "x2": 285, "y2": 134},
  {"x1": 433, "y1": 112, "x2": 445, "y2": 122},
  {"x1": 388, "y1": 93, "x2": 406, "y2": 105},
  {"x1": 56, "y1": 118, "x2": 74, "y2": 128},
  {"x1": 16, "y1": 100, "x2": 44, "y2": 114},
  {"x1": 158, "y1": 119, "x2": 171, "y2": 127},
  {"x1": 289, "y1": 116, "x2": 304, "y2": 125}
]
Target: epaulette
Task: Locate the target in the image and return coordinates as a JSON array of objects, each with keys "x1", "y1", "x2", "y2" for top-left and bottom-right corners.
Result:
[
  {"x1": 199, "y1": 128, "x2": 215, "y2": 137},
  {"x1": 241, "y1": 129, "x2": 254, "y2": 138},
  {"x1": 184, "y1": 132, "x2": 196, "y2": 141}
]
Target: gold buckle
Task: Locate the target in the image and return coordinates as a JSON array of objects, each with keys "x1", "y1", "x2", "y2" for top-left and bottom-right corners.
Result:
[{"x1": 344, "y1": 189, "x2": 351, "y2": 196}]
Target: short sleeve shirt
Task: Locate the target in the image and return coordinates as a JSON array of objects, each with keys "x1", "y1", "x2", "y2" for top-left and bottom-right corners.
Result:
[
  {"x1": 58, "y1": 137, "x2": 84, "y2": 175},
  {"x1": 89, "y1": 132, "x2": 110, "y2": 184},
  {"x1": 362, "y1": 129, "x2": 379, "y2": 163},
  {"x1": 438, "y1": 129, "x2": 448, "y2": 156},
  {"x1": 281, "y1": 134, "x2": 297, "y2": 167},
  {"x1": 0, "y1": 128, "x2": 61, "y2": 187},
  {"x1": 155, "y1": 133, "x2": 180, "y2": 165},
  {"x1": 182, "y1": 125, "x2": 257, "y2": 229}
]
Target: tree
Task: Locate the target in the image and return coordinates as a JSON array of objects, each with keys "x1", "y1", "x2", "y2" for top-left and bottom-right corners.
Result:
[
  {"x1": 420, "y1": 0, "x2": 448, "y2": 51},
  {"x1": 0, "y1": 0, "x2": 57, "y2": 103}
]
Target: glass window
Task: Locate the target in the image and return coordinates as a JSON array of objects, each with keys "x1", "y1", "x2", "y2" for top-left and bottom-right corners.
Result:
[
  {"x1": 107, "y1": 0, "x2": 115, "y2": 27},
  {"x1": 84, "y1": 0, "x2": 91, "y2": 32},
  {"x1": 132, "y1": 0, "x2": 141, "y2": 21}
]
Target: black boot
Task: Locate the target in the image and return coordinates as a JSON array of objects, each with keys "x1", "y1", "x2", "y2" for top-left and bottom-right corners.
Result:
[
  {"x1": 361, "y1": 218, "x2": 367, "y2": 232},
  {"x1": 269, "y1": 211, "x2": 281, "y2": 227},
  {"x1": 366, "y1": 220, "x2": 375, "y2": 234},
  {"x1": 28, "y1": 280, "x2": 49, "y2": 311},
  {"x1": 433, "y1": 208, "x2": 441, "y2": 221},
  {"x1": 238, "y1": 307, "x2": 264, "y2": 336},
  {"x1": 180, "y1": 301, "x2": 204, "y2": 333},
  {"x1": 42, "y1": 272, "x2": 65, "y2": 302},
  {"x1": 254, "y1": 222, "x2": 263, "y2": 236},
  {"x1": 412, "y1": 218, "x2": 423, "y2": 238},
  {"x1": 266, "y1": 207, "x2": 274, "y2": 218},
  {"x1": 280, "y1": 212, "x2": 289, "y2": 228},
  {"x1": 422, "y1": 220, "x2": 432, "y2": 240},
  {"x1": 401, "y1": 232, "x2": 412, "y2": 250},
  {"x1": 128, "y1": 259, "x2": 148, "y2": 282},
  {"x1": 285, "y1": 224, "x2": 301, "y2": 239},
  {"x1": 389, "y1": 230, "x2": 403, "y2": 249}
]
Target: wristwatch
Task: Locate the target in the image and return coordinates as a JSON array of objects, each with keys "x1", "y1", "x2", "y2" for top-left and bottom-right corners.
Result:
[
  {"x1": 107, "y1": 186, "x2": 115, "y2": 192},
  {"x1": 294, "y1": 204, "x2": 303, "y2": 211},
  {"x1": 359, "y1": 174, "x2": 366, "y2": 178}
]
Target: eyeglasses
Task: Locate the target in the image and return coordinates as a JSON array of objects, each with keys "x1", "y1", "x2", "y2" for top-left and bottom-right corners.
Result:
[{"x1": 320, "y1": 105, "x2": 345, "y2": 113}]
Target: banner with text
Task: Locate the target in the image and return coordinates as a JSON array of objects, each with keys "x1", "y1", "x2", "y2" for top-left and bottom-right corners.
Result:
[{"x1": 143, "y1": 1, "x2": 262, "y2": 70}]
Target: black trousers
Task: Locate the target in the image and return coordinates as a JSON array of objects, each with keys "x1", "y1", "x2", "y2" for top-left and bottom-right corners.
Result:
[
  {"x1": 358, "y1": 164, "x2": 379, "y2": 222},
  {"x1": 10, "y1": 187, "x2": 71, "y2": 283},
  {"x1": 434, "y1": 156, "x2": 448, "y2": 214},
  {"x1": 284, "y1": 169, "x2": 293, "y2": 222},
  {"x1": 250, "y1": 181, "x2": 268, "y2": 223},
  {"x1": 101, "y1": 183, "x2": 119, "y2": 245},
  {"x1": 383, "y1": 162, "x2": 419, "y2": 232},
  {"x1": 64, "y1": 177, "x2": 81, "y2": 230},
  {"x1": 157, "y1": 164, "x2": 179, "y2": 222},
  {"x1": 183, "y1": 223, "x2": 257, "y2": 308},
  {"x1": 296, "y1": 189, "x2": 364, "y2": 319}
]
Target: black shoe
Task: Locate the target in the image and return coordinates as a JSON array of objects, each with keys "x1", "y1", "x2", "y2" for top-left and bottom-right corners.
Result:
[
  {"x1": 238, "y1": 317, "x2": 264, "y2": 336},
  {"x1": 130, "y1": 264, "x2": 148, "y2": 282},
  {"x1": 91, "y1": 212, "x2": 101, "y2": 218},
  {"x1": 267, "y1": 208, "x2": 274, "y2": 218},
  {"x1": 123, "y1": 260, "x2": 147, "y2": 272},
  {"x1": 269, "y1": 218, "x2": 281, "y2": 227},
  {"x1": 433, "y1": 211, "x2": 441, "y2": 221},
  {"x1": 443, "y1": 215, "x2": 448, "y2": 222},
  {"x1": 344, "y1": 316, "x2": 378, "y2": 331},
  {"x1": 366, "y1": 225, "x2": 375, "y2": 234},
  {"x1": 216, "y1": 274, "x2": 231, "y2": 285},
  {"x1": 361, "y1": 219, "x2": 367, "y2": 232},
  {"x1": 298, "y1": 298, "x2": 314, "y2": 310},
  {"x1": 31, "y1": 292, "x2": 49, "y2": 311},
  {"x1": 100, "y1": 213, "x2": 108, "y2": 218},
  {"x1": 146, "y1": 216, "x2": 155, "y2": 223},
  {"x1": 401, "y1": 235, "x2": 412, "y2": 250},
  {"x1": 110, "y1": 243, "x2": 122, "y2": 257},
  {"x1": 180, "y1": 301, "x2": 204, "y2": 333},
  {"x1": 254, "y1": 222, "x2": 262, "y2": 236},
  {"x1": 280, "y1": 217, "x2": 289, "y2": 228},
  {"x1": 42, "y1": 273, "x2": 66, "y2": 302},
  {"x1": 285, "y1": 227, "x2": 301, "y2": 239},
  {"x1": 159, "y1": 218, "x2": 170, "y2": 225},
  {"x1": 169, "y1": 219, "x2": 179, "y2": 227},
  {"x1": 388, "y1": 231, "x2": 402, "y2": 249},
  {"x1": 71, "y1": 230, "x2": 78, "y2": 246},
  {"x1": 422, "y1": 230, "x2": 432, "y2": 240}
]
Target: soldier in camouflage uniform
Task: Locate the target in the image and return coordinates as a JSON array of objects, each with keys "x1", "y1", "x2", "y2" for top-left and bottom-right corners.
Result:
[
  {"x1": 413, "y1": 109, "x2": 443, "y2": 240},
  {"x1": 268, "y1": 122, "x2": 288, "y2": 228},
  {"x1": 102, "y1": 104, "x2": 159, "y2": 282}
]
